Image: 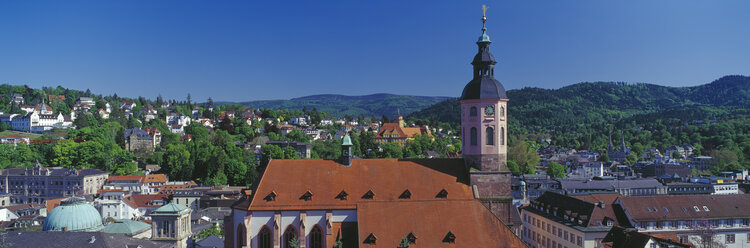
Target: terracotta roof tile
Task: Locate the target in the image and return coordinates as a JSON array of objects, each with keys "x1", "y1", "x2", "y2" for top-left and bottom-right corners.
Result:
[
  {"x1": 144, "y1": 174, "x2": 167, "y2": 183},
  {"x1": 357, "y1": 200, "x2": 526, "y2": 247},
  {"x1": 243, "y1": 158, "x2": 473, "y2": 211}
]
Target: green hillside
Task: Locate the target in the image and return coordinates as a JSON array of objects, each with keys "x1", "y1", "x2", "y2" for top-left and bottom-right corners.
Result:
[
  {"x1": 410, "y1": 75, "x2": 750, "y2": 132},
  {"x1": 223, "y1": 93, "x2": 450, "y2": 118}
]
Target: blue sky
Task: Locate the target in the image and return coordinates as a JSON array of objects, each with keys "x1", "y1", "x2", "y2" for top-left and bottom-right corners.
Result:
[{"x1": 1, "y1": 1, "x2": 748, "y2": 102}]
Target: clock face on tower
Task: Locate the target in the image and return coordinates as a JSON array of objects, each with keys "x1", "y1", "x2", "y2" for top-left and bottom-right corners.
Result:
[{"x1": 485, "y1": 105, "x2": 495, "y2": 116}]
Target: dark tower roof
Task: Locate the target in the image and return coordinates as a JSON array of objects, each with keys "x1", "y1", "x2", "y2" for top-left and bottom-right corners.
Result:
[{"x1": 460, "y1": 13, "x2": 508, "y2": 100}]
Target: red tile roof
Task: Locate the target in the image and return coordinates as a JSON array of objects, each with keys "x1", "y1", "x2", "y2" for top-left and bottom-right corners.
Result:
[
  {"x1": 108, "y1": 175, "x2": 145, "y2": 183},
  {"x1": 376, "y1": 123, "x2": 430, "y2": 139},
  {"x1": 241, "y1": 158, "x2": 474, "y2": 211},
  {"x1": 124, "y1": 194, "x2": 168, "y2": 209},
  {"x1": 144, "y1": 174, "x2": 167, "y2": 183},
  {"x1": 616, "y1": 194, "x2": 750, "y2": 221},
  {"x1": 357, "y1": 200, "x2": 526, "y2": 247}
]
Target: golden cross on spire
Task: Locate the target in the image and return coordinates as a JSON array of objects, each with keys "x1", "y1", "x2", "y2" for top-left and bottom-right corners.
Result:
[{"x1": 482, "y1": 5, "x2": 488, "y2": 23}]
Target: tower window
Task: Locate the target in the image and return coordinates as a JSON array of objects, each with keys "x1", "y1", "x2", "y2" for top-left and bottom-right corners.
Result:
[
  {"x1": 486, "y1": 127, "x2": 494, "y2": 145},
  {"x1": 500, "y1": 127, "x2": 505, "y2": 145},
  {"x1": 470, "y1": 127, "x2": 477, "y2": 146},
  {"x1": 469, "y1": 107, "x2": 477, "y2": 116},
  {"x1": 499, "y1": 106, "x2": 505, "y2": 116}
]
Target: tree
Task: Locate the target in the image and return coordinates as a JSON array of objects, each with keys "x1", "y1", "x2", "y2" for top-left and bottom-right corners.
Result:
[
  {"x1": 507, "y1": 160, "x2": 522, "y2": 175},
  {"x1": 508, "y1": 139, "x2": 538, "y2": 174},
  {"x1": 546, "y1": 161, "x2": 567, "y2": 179},
  {"x1": 261, "y1": 144, "x2": 284, "y2": 167},
  {"x1": 672, "y1": 150, "x2": 682, "y2": 159},
  {"x1": 163, "y1": 144, "x2": 192, "y2": 181},
  {"x1": 379, "y1": 143, "x2": 403, "y2": 158},
  {"x1": 197, "y1": 224, "x2": 224, "y2": 239},
  {"x1": 283, "y1": 146, "x2": 300, "y2": 159}
]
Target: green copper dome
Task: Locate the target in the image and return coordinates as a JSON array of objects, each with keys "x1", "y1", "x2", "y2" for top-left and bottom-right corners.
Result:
[
  {"x1": 43, "y1": 197, "x2": 103, "y2": 232},
  {"x1": 341, "y1": 134, "x2": 353, "y2": 146},
  {"x1": 477, "y1": 27, "x2": 491, "y2": 43}
]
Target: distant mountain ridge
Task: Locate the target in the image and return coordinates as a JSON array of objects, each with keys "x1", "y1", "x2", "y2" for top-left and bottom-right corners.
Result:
[
  {"x1": 218, "y1": 93, "x2": 451, "y2": 118},
  {"x1": 409, "y1": 75, "x2": 750, "y2": 133}
]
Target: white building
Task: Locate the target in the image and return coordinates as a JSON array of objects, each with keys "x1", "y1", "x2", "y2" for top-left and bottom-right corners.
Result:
[
  {"x1": 95, "y1": 190, "x2": 141, "y2": 220},
  {"x1": 615, "y1": 194, "x2": 750, "y2": 248}
]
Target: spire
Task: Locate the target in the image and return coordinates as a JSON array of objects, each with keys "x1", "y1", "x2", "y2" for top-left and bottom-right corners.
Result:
[{"x1": 478, "y1": 5, "x2": 491, "y2": 43}]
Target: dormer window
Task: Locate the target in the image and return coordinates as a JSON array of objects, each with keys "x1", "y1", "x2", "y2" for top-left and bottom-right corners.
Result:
[
  {"x1": 300, "y1": 191, "x2": 313, "y2": 201},
  {"x1": 436, "y1": 189, "x2": 448, "y2": 198},
  {"x1": 406, "y1": 232, "x2": 417, "y2": 244},
  {"x1": 703, "y1": 206, "x2": 710, "y2": 211},
  {"x1": 336, "y1": 190, "x2": 348, "y2": 200},
  {"x1": 399, "y1": 189, "x2": 411, "y2": 199},
  {"x1": 362, "y1": 190, "x2": 375, "y2": 199},
  {"x1": 364, "y1": 233, "x2": 377, "y2": 244},
  {"x1": 264, "y1": 191, "x2": 277, "y2": 201},
  {"x1": 443, "y1": 231, "x2": 456, "y2": 243}
]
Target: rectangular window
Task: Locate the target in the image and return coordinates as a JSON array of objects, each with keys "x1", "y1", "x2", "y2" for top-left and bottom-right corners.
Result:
[
  {"x1": 726, "y1": 234, "x2": 735, "y2": 244},
  {"x1": 564, "y1": 231, "x2": 568, "y2": 241},
  {"x1": 577, "y1": 236, "x2": 582, "y2": 246}
]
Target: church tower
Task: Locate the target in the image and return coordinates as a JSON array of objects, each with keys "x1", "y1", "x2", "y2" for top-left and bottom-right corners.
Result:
[{"x1": 460, "y1": 7, "x2": 515, "y2": 224}]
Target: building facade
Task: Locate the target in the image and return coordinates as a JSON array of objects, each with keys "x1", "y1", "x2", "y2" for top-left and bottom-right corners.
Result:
[{"x1": 0, "y1": 163, "x2": 109, "y2": 204}]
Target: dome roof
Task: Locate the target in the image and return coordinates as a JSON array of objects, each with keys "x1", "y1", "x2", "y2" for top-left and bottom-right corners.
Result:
[
  {"x1": 43, "y1": 197, "x2": 103, "y2": 232},
  {"x1": 460, "y1": 77, "x2": 508, "y2": 100}
]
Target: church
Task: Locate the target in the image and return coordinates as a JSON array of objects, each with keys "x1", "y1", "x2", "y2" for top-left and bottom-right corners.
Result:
[{"x1": 225, "y1": 11, "x2": 525, "y2": 248}]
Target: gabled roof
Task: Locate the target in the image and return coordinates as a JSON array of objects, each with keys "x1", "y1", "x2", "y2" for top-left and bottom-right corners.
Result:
[
  {"x1": 240, "y1": 158, "x2": 473, "y2": 211},
  {"x1": 616, "y1": 194, "x2": 750, "y2": 222},
  {"x1": 601, "y1": 226, "x2": 691, "y2": 248},
  {"x1": 357, "y1": 200, "x2": 526, "y2": 247},
  {"x1": 124, "y1": 194, "x2": 168, "y2": 209},
  {"x1": 376, "y1": 123, "x2": 430, "y2": 139}
]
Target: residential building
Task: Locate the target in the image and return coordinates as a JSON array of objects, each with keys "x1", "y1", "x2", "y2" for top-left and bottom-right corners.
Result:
[
  {"x1": 559, "y1": 178, "x2": 668, "y2": 196},
  {"x1": 665, "y1": 145, "x2": 694, "y2": 160},
  {"x1": 614, "y1": 194, "x2": 750, "y2": 248},
  {"x1": 666, "y1": 182, "x2": 714, "y2": 195},
  {"x1": 124, "y1": 127, "x2": 161, "y2": 152},
  {"x1": 375, "y1": 115, "x2": 432, "y2": 146},
  {"x1": 11, "y1": 93, "x2": 24, "y2": 104},
  {"x1": 0, "y1": 163, "x2": 109, "y2": 204},
  {"x1": 521, "y1": 192, "x2": 621, "y2": 248},
  {"x1": 76, "y1": 97, "x2": 95, "y2": 106},
  {"x1": 95, "y1": 189, "x2": 141, "y2": 220},
  {"x1": 601, "y1": 226, "x2": 691, "y2": 248},
  {"x1": 0, "y1": 134, "x2": 30, "y2": 144},
  {"x1": 266, "y1": 140, "x2": 311, "y2": 159}
]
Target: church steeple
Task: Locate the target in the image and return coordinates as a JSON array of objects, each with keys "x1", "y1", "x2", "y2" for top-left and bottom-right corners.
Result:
[
  {"x1": 472, "y1": 6, "x2": 496, "y2": 80},
  {"x1": 461, "y1": 5, "x2": 506, "y2": 101}
]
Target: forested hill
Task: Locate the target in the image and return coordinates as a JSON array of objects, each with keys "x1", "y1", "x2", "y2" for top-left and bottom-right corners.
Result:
[
  {"x1": 409, "y1": 75, "x2": 750, "y2": 133},
  {"x1": 223, "y1": 93, "x2": 450, "y2": 118}
]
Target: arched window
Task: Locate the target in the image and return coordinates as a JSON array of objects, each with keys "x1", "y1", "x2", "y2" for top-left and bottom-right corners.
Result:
[
  {"x1": 469, "y1": 107, "x2": 477, "y2": 116},
  {"x1": 283, "y1": 226, "x2": 298, "y2": 248},
  {"x1": 501, "y1": 127, "x2": 505, "y2": 145},
  {"x1": 486, "y1": 127, "x2": 494, "y2": 145},
  {"x1": 499, "y1": 106, "x2": 505, "y2": 117},
  {"x1": 310, "y1": 225, "x2": 324, "y2": 248},
  {"x1": 470, "y1": 127, "x2": 477, "y2": 146},
  {"x1": 258, "y1": 226, "x2": 271, "y2": 248}
]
